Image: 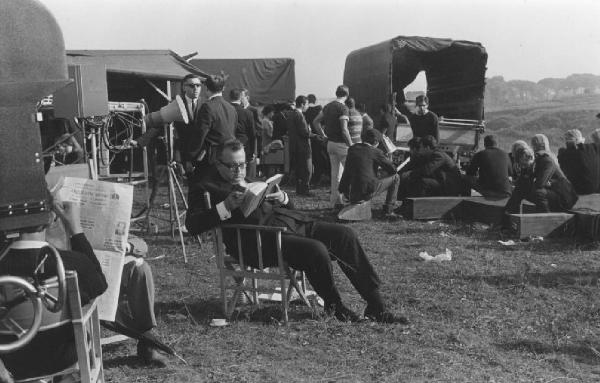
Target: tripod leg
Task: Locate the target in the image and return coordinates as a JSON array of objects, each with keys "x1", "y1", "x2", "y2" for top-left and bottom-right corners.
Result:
[
  {"x1": 168, "y1": 168, "x2": 188, "y2": 263},
  {"x1": 169, "y1": 166, "x2": 203, "y2": 247}
]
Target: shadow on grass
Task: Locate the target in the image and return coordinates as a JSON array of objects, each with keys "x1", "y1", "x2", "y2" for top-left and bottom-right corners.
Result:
[
  {"x1": 497, "y1": 339, "x2": 600, "y2": 365},
  {"x1": 155, "y1": 298, "x2": 318, "y2": 325},
  {"x1": 103, "y1": 355, "x2": 146, "y2": 370},
  {"x1": 465, "y1": 270, "x2": 600, "y2": 288}
]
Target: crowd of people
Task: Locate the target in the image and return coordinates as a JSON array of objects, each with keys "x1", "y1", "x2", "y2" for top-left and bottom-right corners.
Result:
[{"x1": 4, "y1": 73, "x2": 600, "y2": 382}]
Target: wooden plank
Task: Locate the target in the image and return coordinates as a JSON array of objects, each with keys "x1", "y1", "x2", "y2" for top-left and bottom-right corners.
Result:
[
  {"x1": 461, "y1": 197, "x2": 536, "y2": 225},
  {"x1": 571, "y1": 194, "x2": 600, "y2": 212},
  {"x1": 404, "y1": 197, "x2": 466, "y2": 220},
  {"x1": 101, "y1": 334, "x2": 129, "y2": 346},
  {"x1": 509, "y1": 213, "x2": 575, "y2": 238},
  {"x1": 573, "y1": 210, "x2": 600, "y2": 240},
  {"x1": 338, "y1": 200, "x2": 372, "y2": 221}
]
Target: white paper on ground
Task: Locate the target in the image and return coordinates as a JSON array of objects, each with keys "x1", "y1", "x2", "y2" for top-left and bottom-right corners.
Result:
[{"x1": 419, "y1": 248, "x2": 452, "y2": 262}]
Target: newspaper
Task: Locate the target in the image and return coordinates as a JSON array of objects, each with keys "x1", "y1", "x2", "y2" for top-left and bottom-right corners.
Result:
[{"x1": 46, "y1": 176, "x2": 133, "y2": 321}]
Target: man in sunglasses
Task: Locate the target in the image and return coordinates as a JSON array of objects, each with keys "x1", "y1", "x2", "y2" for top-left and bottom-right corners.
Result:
[
  {"x1": 173, "y1": 74, "x2": 203, "y2": 175},
  {"x1": 186, "y1": 139, "x2": 408, "y2": 324}
]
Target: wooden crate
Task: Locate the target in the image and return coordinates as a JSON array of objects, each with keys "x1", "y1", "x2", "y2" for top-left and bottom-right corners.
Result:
[
  {"x1": 509, "y1": 213, "x2": 575, "y2": 239},
  {"x1": 461, "y1": 197, "x2": 536, "y2": 225},
  {"x1": 571, "y1": 194, "x2": 600, "y2": 212},
  {"x1": 403, "y1": 197, "x2": 466, "y2": 220}
]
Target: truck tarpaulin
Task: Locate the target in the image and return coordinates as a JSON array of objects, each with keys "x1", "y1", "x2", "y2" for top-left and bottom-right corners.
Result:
[
  {"x1": 343, "y1": 36, "x2": 487, "y2": 120},
  {"x1": 191, "y1": 58, "x2": 295, "y2": 105}
]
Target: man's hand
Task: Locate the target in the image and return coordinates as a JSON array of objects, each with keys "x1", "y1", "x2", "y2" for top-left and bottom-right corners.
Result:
[
  {"x1": 265, "y1": 184, "x2": 285, "y2": 203},
  {"x1": 223, "y1": 188, "x2": 246, "y2": 211},
  {"x1": 53, "y1": 200, "x2": 83, "y2": 235}
]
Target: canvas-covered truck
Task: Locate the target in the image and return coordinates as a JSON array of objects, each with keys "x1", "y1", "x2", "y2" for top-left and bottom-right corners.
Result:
[{"x1": 343, "y1": 36, "x2": 488, "y2": 165}]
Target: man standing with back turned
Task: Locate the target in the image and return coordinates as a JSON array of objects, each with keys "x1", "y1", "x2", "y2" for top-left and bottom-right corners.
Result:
[
  {"x1": 312, "y1": 85, "x2": 352, "y2": 209},
  {"x1": 187, "y1": 74, "x2": 237, "y2": 175}
]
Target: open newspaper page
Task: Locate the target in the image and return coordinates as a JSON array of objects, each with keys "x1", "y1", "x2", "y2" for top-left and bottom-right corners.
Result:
[{"x1": 46, "y1": 176, "x2": 133, "y2": 321}]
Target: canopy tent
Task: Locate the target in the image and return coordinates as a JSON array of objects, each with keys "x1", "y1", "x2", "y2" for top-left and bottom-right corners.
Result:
[
  {"x1": 190, "y1": 58, "x2": 295, "y2": 105},
  {"x1": 64, "y1": 50, "x2": 210, "y2": 111},
  {"x1": 343, "y1": 36, "x2": 488, "y2": 120},
  {"x1": 67, "y1": 50, "x2": 208, "y2": 81}
]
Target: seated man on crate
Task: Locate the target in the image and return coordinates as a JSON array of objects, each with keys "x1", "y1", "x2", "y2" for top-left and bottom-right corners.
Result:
[
  {"x1": 465, "y1": 134, "x2": 513, "y2": 199},
  {"x1": 397, "y1": 135, "x2": 464, "y2": 201},
  {"x1": 185, "y1": 139, "x2": 408, "y2": 324},
  {"x1": 339, "y1": 128, "x2": 400, "y2": 217}
]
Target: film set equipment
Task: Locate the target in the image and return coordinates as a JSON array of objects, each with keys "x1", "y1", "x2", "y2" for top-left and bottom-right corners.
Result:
[{"x1": 0, "y1": 0, "x2": 71, "y2": 353}]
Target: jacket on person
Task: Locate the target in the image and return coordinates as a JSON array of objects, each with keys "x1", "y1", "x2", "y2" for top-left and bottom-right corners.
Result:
[
  {"x1": 185, "y1": 166, "x2": 313, "y2": 267},
  {"x1": 339, "y1": 143, "x2": 395, "y2": 203},
  {"x1": 284, "y1": 109, "x2": 311, "y2": 157},
  {"x1": 557, "y1": 143, "x2": 600, "y2": 194},
  {"x1": 188, "y1": 96, "x2": 237, "y2": 164},
  {"x1": 408, "y1": 149, "x2": 463, "y2": 196},
  {"x1": 231, "y1": 102, "x2": 256, "y2": 158}
]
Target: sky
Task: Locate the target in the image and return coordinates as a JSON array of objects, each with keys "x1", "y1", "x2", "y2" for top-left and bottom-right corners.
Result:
[{"x1": 40, "y1": 0, "x2": 600, "y2": 98}]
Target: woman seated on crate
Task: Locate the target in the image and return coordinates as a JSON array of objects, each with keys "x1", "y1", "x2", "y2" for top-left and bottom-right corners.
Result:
[{"x1": 504, "y1": 135, "x2": 578, "y2": 215}]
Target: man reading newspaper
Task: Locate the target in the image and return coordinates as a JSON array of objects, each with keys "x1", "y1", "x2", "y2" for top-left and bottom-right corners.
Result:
[{"x1": 186, "y1": 139, "x2": 408, "y2": 323}]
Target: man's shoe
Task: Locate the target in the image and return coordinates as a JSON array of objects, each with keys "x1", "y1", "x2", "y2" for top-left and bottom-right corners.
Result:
[
  {"x1": 325, "y1": 302, "x2": 361, "y2": 322},
  {"x1": 137, "y1": 341, "x2": 168, "y2": 367},
  {"x1": 364, "y1": 307, "x2": 409, "y2": 324}
]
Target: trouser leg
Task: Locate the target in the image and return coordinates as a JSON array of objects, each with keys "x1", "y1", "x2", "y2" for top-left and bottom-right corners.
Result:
[
  {"x1": 294, "y1": 153, "x2": 312, "y2": 194},
  {"x1": 115, "y1": 260, "x2": 157, "y2": 333},
  {"x1": 281, "y1": 235, "x2": 342, "y2": 305},
  {"x1": 309, "y1": 221, "x2": 381, "y2": 302},
  {"x1": 374, "y1": 174, "x2": 400, "y2": 210},
  {"x1": 529, "y1": 188, "x2": 562, "y2": 212},
  {"x1": 407, "y1": 177, "x2": 442, "y2": 197},
  {"x1": 327, "y1": 142, "x2": 348, "y2": 207}
]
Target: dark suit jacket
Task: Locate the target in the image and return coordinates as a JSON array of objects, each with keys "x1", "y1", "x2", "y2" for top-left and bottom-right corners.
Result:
[
  {"x1": 304, "y1": 105, "x2": 322, "y2": 129},
  {"x1": 558, "y1": 143, "x2": 600, "y2": 194},
  {"x1": 339, "y1": 143, "x2": 395, "y2": 202},
  {"x1": 185, "y1": 166, "x2": 314, "y2": 266},
  {"x1": 173, "y1": 96, "x2": 200, "y2": 164},
  {"x1": 408, "y1": 149, "x2": 463, "y2": 196},
  {"x1": 284, "y1": 109, "x2": 311, "y2": 157},
  {"x1": 231, "y1": 102, "x2": 255, "y2": 158},
  {"x1": 188, "y1": 95, "x2": 237, "y2": 164}
]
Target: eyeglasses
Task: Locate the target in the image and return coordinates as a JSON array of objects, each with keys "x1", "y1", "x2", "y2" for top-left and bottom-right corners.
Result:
[
  {"x1": 218, "y1": 160, "x2": 246, "y2": 171},
  {"x1": 185, "y1": 83, "x2": 202, "y2": 88}
]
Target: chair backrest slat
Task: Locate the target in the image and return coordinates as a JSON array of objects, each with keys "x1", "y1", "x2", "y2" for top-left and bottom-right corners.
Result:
[
  {"x1": 236, "y1": 228, "x2": 244, "y2": 269},
  {"x1": 255, "y1": 230, "x2": 264, "y2": 270}
]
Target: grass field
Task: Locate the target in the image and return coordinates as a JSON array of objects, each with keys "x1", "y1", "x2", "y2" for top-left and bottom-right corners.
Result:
[
  {"x1": 101, "y1": 184, "x2": 600, "y2": 383},
  {"x1": 485, "y1": 94, "x2": 600, "y2": 152}
]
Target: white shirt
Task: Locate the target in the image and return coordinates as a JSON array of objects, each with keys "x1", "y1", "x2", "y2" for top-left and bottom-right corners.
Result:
[{"x1": 209, "y1": 92, "x2": 223, "y2": 100}]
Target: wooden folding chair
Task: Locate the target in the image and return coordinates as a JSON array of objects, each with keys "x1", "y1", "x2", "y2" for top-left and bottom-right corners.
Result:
[
  {"x1": 5, "y1": 271, "x2": 104, "y2": 383},
  {"x1": 205, "y1": 192, "x2": 311, "y2": 323}
]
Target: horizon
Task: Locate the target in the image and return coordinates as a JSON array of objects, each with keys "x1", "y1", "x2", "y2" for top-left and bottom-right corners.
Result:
[{"x1": 40, "y1": 0, "x2": 600, "y2": 97}]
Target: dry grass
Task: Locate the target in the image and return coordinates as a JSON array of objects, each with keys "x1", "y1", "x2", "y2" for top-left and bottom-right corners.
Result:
[{"x1": 100, "y1": 183, "x2": 600, "y2": 382}]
